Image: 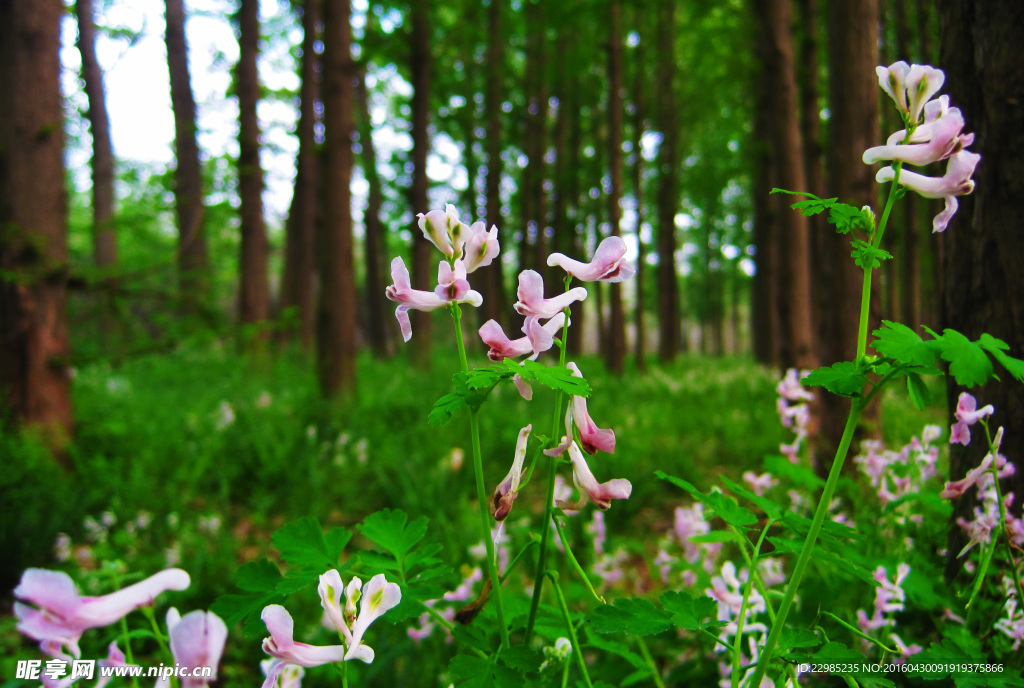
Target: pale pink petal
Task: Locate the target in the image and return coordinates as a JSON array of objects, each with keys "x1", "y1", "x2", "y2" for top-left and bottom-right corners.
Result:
[
  {"x1": 546, "y1": 236, "x2": 635, "y2": 282},
  {"x1": 462, "y1": 222, "x2": 500, "y2": 273},
  {"x1": 261, "y1": 605, "x2": 346, "y2": 668},
  {"x1": 492, "y1": 425, "x2": 532, "y2": 521},
  {"x1": 345, "y1": 574, "x2": 401, "y2": 663},
  {"x1": 566, "y1": 362, "x2": 615, "y2": 454},
  {"x1": 565, "y1": 442, "x2": 631, "y2": 510},
  {"x1": 513, "y1": 374, "x2": 533, "y2": 400},
  {"x1": 514, "y1": 270, "x2": 588, "y2": 319},
  {"x1": 318, "y1": 570, "x2": 351, "y2": 641},
  {"x1": 169, "y1": 610, "x2": 227, "y2": 684}
]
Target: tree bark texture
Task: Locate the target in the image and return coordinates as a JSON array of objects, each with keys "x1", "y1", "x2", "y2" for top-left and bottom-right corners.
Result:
[
  {"x1": 281, "y1": 0, "x2": 319, "y2": 350},
  {"x1": 316, "y1": 0, "x2": 356, "y2": 396},
  {"x1": 481, "y1": 0, "x2": 508, "y2": 328},
  {"x1": 237, "y1": 0, "x2": 270, "y2": 329},
  {"x1": 630, "y1": 4, "x2": 647, "y2": 371},
  {"x1": 409, "y1": 0, "x2": 433, "y2": 356},
  {"x1": 0, "y1": 0, "x2": 73, "y2": 447},
  {"x1": 939, "y1": 0, "x2": 1024, "y2": 574},
  {"x1": 165, "y1": 0, "x2": 209, "y2": 306},
  {"x1": 754, "y1": 0, "x2": 815, "y2": 371}
]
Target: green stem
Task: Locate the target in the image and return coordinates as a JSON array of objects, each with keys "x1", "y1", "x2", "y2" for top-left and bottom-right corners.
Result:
[
  {"x1": 982, "y1": 423, "x2": 1024, "y2": 605},
  {"x1": 858, "y1": 161, "x2": 903, "y2": 360},
  {"x1": 526, "y1": 302, "x2": 573, "y2": 642},
  {"x1": 551, "y1": 513, "x2": 605, "y2": 603},
  {"x1": 120, "y1": 616, "x2": 140, "y2": 688},
  {"x1": 747, "y1": 403, "x2": 864, "y2": 687},
  {"x1": 545, "y1": 571, "x2": 594, "y2": 688},
  {"x1": 502, "y1": 534, "x2": 540, "y2": 583},
  {"x1": 636, "y1": 637, "x2": 666, "y2": 688},
  {"x1": 452, "y1": 304, "x2": 510, "y2": 649},
  {"x1": 820, "y1": 611, "x2": 899, "y2": 654}
]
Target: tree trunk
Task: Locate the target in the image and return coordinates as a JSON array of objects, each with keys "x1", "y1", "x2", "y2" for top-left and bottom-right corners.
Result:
[
  {"x1": 939, "y1": 0, "x2": 1024, "y2": 575},
  {"x1": 409, "y1": 0, "x2": 433, "y2": 358},
  {"x1": 165, "y1": 0, "x2": 209, "y2": 309},
  {"x1": 0, "y1": 0, "x2": 73, "y2": 450},
  {"x1": 356, "y1": 66, "x2": 390, "y2": 357},
  {"x1": 630, "y1": 4, "x2": 647, "y2": 372},
  {"x1": 281, "y1": 0, "x2": 319, "y2": 350},
  {"x1": 605, "y1": 0, "x2": 626, "y2": 374},
  {"x1": 75, "y1": 0, "x2": 118, "y2": 341},
  {"x1": 655, "y1": 1, "x2": 682, "y2": 362},
  {"x1": 894, "y1": 0, "x2": 922, "y2": 330},
  {"x1": 237, "y1": 0, "x2": 270, "y2": 333},
  {"x1": 481, "y1": 0, "x2": 508, "y2": 327},
  {"x1": 754, "y1": 0, "x2": 816, "y2": 371},
  {"x1": 821, "y1": 0, "x2": 879, "y2": 455},
  {"x1": 316, "y1": 0, "x2": 356, "y2": 396}
]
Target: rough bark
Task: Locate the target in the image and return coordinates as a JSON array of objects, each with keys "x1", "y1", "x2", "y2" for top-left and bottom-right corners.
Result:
[
  {"x1": 655, "y1": 1, "x2": 682, "y2": 362},
  {"x1": 822, "y1": 0, "x2": 879, "y2": 454},
  {"x1": 165, "y1": 0, "x2": 209, "y2": 307},
  {"x1": 939, "y1": 0, "x2": 1024, "y2": 575},
  {"x1": 0, "y1": 0, "x2": 73, "y2": 449},
  {"x1": 605, "y1": 0, "x2": 625, "y2": 374},
  {"x1": 281, "y1": 0, "x2": 319, "y2": 350},
  {"x1": 894, "y1": 0, "x2": 922, "y2": 330},
  {"x1": 409, "y1": 0, "x2": 433, "y2": 356},
  {"x1": 237, "y1": 0, "x2": 270, "y2": 330},
  {"x1": 630, "y1": 4, "x2": 647, "y2": 371},
  {"x1": 754, "y1": 0, "x2": 815, "y2": 371},
  {"x1": 316, "y1": 0, "x2": 356, "y2": 396}
]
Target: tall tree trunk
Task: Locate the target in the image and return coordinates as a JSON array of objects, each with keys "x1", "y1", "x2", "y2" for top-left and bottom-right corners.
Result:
[
  {"x1": 357, "y1": 67, "x2": 389, "y2": 357},
  {"x1": 237, "y1": 0, "x2": 270, "y2": 333},
  {"x1": 893, "y1": 0, "x2": 922, "y2": 330},
  {"x1": 281, "y1": 0, "x2": 319, "y2": 350},
  {"x1": 317, "y1": 0, "x2": 356, "y2": 396},
  {"x1": 0, "y1": 0, "x2": 73, "y2": 450},
  {"x1": 410, "y1": 0, "x2": 433, "y2": 357},
  {"x1": 754, "y1": 0, "x2": 815, "y2": 371},
  {"x1": 630, "y1": 5, "x2": 647, "y2": 372},
  {"x1": 655, "y1": 1, "x2": 682, "y2": 362},
  {"x1": 165, "y1": 0, "x2": 209, "y2": 309},
  {"x1": 822, "y1": 0, "x2": 879, "y2": 454},
  {"x1": 605, "y1": 0, "x2": 626, "y2": 374},
  {"x1": 939, "y1": 0, "x2": 1024, "y2": 574},
  {"x1": 481, "y1": 0, "x2": 507, "y2": 327},
  {"x1": 76, "y1": 0, "x2": 118, "y2": 341}
]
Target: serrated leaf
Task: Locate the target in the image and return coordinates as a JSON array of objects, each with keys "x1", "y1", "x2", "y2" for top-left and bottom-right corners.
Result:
[
  {"x1": 429, "y1": 391, "x2": 470, "y2": 427},
  {"x1": 497, "y1": 646, "x2": 543, "y2": 673},
  {"x1": 803, "y1": 361, "x2": 867, "y2": 397},
  {"x1": 770, "y1": 189, "x2": 837, "y2": 217},
  {"x1": 688, "y1": 531, "x2": 739, "y2": 544},
  {"x1": 778, "y1": 627, "x2": 821, "y2": 652},
  {"x1": 935, "y1": 329, "x2": 993, "y2": 387},
  {"x1": 654, "y1": 471, "x2": 704, "y2": 500},
  {"x1": 979, "y1": 333, "x2": 1024, "y2": 382},
  {"x1": 658, "y1": 591, "x2": 721, "y2": 632},
  {"x1": 768, "y1": 537, "x2": 873, "y2": 583},
  {"x1": 871, "y1": 320, "x2": 941, "y2": 369},
  {"x1": 589, "y1": 598, "x2": 672, "y2": 636},
  {"x1": 655, "y1": 471, "x2": 756, "y2": 527},
  {"x1": 763, "y1": 456, "x2": 823, "y2": 489},
  {"x1": 210, "y1": 590, "x2": 284, "y2": 630},
  {"x1": 850, "y1": 239, "x2": 892, "y2": 269},
  {"x1": 584, "y1": 630, "x2": 649, "y2": 671},
  {"x1": 271, "y1": 517, "x2": 351, "y2": 572},
  {"x1": 358, "y1": 508, "x2": 428, "y2": 562},
  {"x1": 831, "y1": 203, "x2": 873, "y2": 235},
  {"x1": 512, "y1": 359, "x2": 592, "y2": 397},
  {"x1": 233, "y1": 559, "x2": 284, "y2": 592}
]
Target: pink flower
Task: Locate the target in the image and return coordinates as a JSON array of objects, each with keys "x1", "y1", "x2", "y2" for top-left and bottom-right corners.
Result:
[
  {"x1": 461, "y1": 222, "x2": 500, "y2": 273},
  {"x1": 478, "y1": 313, "x2": 566, "y2": 362},
  {"x1": 492, "y1": 425, "x2": 532, "y2": 521},
  {"x1": 863, "y1": 106, "x2": 973, "y2": 167},
  {"x1": 261, "y1": 605, "x2": 347, "y2": 688},
  {"x1": 742, "y1": 471, "x2": 777, "y2": 496},
  {"x1": 876, "y1": 150, "x2": 980, "y2": 232},
  {"x1": 416, "y1": 204, "x2": 462, "y2": 257},
  {"x1": 567, "y1": 362, "x2": 615, "y2": 454},
  {"x1": 942, "y1": 426, "x2": 1006, "y2": 498},
  {"x1": 776, "y1": 368, "x2": 813, "y2": 402},
  {"x1": 14, "y1": 568, "x2": 190, "y2": 658},
  {"x1": 514, "y1": 270, "x2": 588, "y2": 319},
  {"x1": 876, "y1": 61, "x2": 945, "y2": 124},
  {"x1": 555, "y1": 442, "x2": 632, "y2": 511},
  {"x1": 386, "y1": 257, "x2": 482, "y2": 342},
  {"x1": 948, "y1": 392, "x2": 995, "y2": 446},
  {"x1": 164, "y1": 608, "x2": 227, "y2": 688},
  {"x1": 546, "y1": 236, "x2": 635, "y2": 283},
  {"x1": 345, "y1": 574, "x2": 401, "y2": 662}
]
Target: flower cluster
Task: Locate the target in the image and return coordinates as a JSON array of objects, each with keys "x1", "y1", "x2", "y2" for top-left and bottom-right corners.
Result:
[
  {"x1": 385, "y1": 204, "x2": 498, "y2": 341},
  {"x1": 854, "y1": 425, "x2": 941, "y2": 506},
  {"x1": 260, "y1": 570, "x2": 400, "y2": 688},
  {"x1": 867, "y1": 61, "x2": 980, "y2": 232},
  {"x1": 776, "y1": 368, "x2": 813, "y2": 463}
]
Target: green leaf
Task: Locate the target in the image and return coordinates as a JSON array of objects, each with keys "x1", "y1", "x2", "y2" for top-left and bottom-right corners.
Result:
[
  {"x1": 584, "y1": 630, "x2": 649, "y2": 672},
  {"x1": 358, "y1": 508, "x2": 428, "y2": 562},
  {"x1": 211, "y1": 560, "x2": 287, "y2": 634},
  {"x1": 234, "y1": 558, "x2": 285, "y2": 592},
  {"x1": 979, "y1": 333, "x2": 1024, "y2": 382},
  {"x1": 764, "y1": 455, "x2": 823, "y2": 489},
  {"x1": 906, "y1": 373, "x2": 931, "y2": 411},
  {"x1": 830, "y1": 203, "x2": 873, "y2": 235},
  {"x1": 512, "y1": 359, "x2": 592, "y2": 397},
  {"x1": 933, "y1": 329, "x2": 993, "y2": 387},
  {"x1": 871, "y1": 320, "x2": 941, "y2": 369},
  {"x1": 802, "y1": 361, "x2": 867, "y2": 397},
  {"x1": 655, "y1": 471, "x2": 757, "y2": 527},
  {"x1": 768, "y1": 537, "x2": 873, "y2": 583},
  {"x1": 588, "y1": 598, "x2": 672, "y2": 636},
  {"x1": 271, "y1": 517, "x2": 351, "y2": 572},
  {"x1": 429, "y1": 390, "x2": 470, "y2": 427},
  {"x1": 718, "y1": 473, "x2": 783, "y2": 520},
  {"x1": 850, "y1": 239, "x2": 892, "y2": 269},
  {"x1": 658, "y1": 591, "x2": 722, "y2": 632},
  {"x1": 688, "y1": 530, "x2": 739, "y2": 544},
  {"x1": 770, "y1": 189, "x2": 838, "y2": 217}
]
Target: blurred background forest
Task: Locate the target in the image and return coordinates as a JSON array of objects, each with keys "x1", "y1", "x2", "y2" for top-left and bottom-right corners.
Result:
[{"x1": 2, "y1": 0, "x2": 1024, "y2": 648}]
